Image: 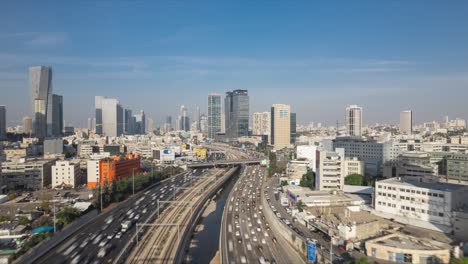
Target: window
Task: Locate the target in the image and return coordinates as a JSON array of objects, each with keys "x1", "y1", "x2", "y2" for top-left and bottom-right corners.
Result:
[
  {"x1": 439, "y1": 194, "x2": 444, "y2": 198},
  {"x1": 371, "y1": 248, "x2": 376, "y2": 257},
  {"x1": 404, "y1": 254, "x2": 412, "y2": 263},
  {"x1": 439, "y1": 213, "x2": 444, "y2": 217}
]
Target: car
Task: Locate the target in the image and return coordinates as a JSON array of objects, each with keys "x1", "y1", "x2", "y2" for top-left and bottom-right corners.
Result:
[
  {"x1": 107, "y1": 233, "x2": 114, "y2": 240},
  {"x1": 253, "y1": 236, "x2": 258, "y2": 242},
  {"x1": 99, "y1": 240, "x2": 107, "y2": 247},
  {"x1": 251, "y1": 229, "x2": 255, "y2": 235},
  {"x1": 264, "y1": 232, "x2": 269, "y2": 237},
  {"x1": 115, "y1": 232, "x2": 122, "y2": 239},
  {"x1": 237, "y1": 238, "x2": 242, "y2": 244},
  {"x1": 261, "y1": 238, "x2": 266, "y2": 244},
  {"x1": 134, "y1": 214, "x2": 140, "y2": 220},
  {"x1": 235, "y1": 231, "x2": 240, "y2": 237},
  {"x1": 240, "y1": 256, "x2": 247, "y2": 263},
  {"x1": 272, "y1": 237, "x2": 277, "y2": 243},
  {"x1": 142, "y1": 208, "x2": 147, "y2": 214}
]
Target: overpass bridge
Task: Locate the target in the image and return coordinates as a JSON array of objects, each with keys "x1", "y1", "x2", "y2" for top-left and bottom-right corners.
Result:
[{"x1": 187, "y1": 159, "x2": 262, "y2": 168}]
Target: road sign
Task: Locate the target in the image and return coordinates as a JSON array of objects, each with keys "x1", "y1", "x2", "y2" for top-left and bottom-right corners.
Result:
[{"x1": 307, "y1": 240, "x2": 317, "y2": 263}]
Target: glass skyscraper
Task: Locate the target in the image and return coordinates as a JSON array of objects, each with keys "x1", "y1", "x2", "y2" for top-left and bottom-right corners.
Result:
[
  {"x1": 208, "y1": 93, "x2": 222, "y2": 138},
  {"x1": 225, "y1": 89, "x2": 249, "y2": 139}
]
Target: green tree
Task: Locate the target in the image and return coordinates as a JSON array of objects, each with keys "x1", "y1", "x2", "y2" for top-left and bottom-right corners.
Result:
[
  {"x1": 56, "y1": 207, "x2": 81, "y2": 227},
  {"x1": 345, "y1": 174, "x2": 364, "y2": 186},
  {"x1": 296, "y1": 201, "x2": 304, "y2": 212},
  {"x1": 300, "y1": 170, "x2": 315, "y2": 190},
  {"x1": 7, "y1": 190, "x2": 16, "y2": 200},
  {"x1": 17, "y1": 216, "x2": 30, "y2": 226},
  {"x1": 281, "y1": 180, "x2": 289, "y2": 186},
  {"x1": 450, "y1": 258, "x2": 468, "y2": 264}
]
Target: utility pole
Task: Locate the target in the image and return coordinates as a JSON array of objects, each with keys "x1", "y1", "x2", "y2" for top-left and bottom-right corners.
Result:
[
  {"x1": 132, "y1": 168, "x2": 136, "y2": 195},
  {"x1": 53, "y1": 199, "x2": 56, "y2": 233}
]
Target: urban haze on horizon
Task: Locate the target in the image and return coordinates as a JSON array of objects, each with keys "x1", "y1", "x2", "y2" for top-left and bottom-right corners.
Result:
[{"x1": 1, "y1": 1, "x2": 468, "y2": 127}]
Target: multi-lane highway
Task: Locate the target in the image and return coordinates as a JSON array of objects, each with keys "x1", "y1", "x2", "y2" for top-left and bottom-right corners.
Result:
[
  {"x1": 221, "y1": 165, "x2": 304, "y2": 264},
  {"x1": 33, "y1": 168, "x2": 213, "y2": 264}
]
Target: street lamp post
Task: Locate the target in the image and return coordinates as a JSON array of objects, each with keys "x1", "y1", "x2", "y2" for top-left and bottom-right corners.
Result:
[
  {"x1": 132, "y1": 168, "x2": 136, "y2": 195},
  {"x1": 53, "y1": 199, "x2": 56, "y2": 233}
]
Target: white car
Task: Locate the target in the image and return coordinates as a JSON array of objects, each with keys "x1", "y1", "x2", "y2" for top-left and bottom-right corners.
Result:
[
  {"x1": 235, "y1": 231, "x2": 240, "y2": 237},
  {"x1": 240, "y1": 256, "x2": 247, "y2": 263},
  {"x1": 253, "y1": 236, "x2": 258, "y2": 242},
  {"x1": 261, "y1": 238, "x2": 266, "y2": 244},
  {"x1": 115, "y1": 232, "x2": 122, "y2": 239}
]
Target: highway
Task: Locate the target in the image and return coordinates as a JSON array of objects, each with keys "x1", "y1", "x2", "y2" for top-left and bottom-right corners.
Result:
[
  {"x1": 32, "y1": 168, "x2": 214, "y2": 264},
  {"x1": 127, "y1": 168, "x2": 229, "y2": 263},
  {"x1": 264, "y1": 176, "x2": 353, "y2": 263},
  {"x1": 221, "y1": 165, "x2": 304, "y2": 264}
]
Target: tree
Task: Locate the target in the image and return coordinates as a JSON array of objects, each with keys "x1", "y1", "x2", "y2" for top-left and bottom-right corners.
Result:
[
  {"x1": 345, "y1": 174, "x2": 364, "y2": 186},
  {"x1": 7, "y1": 190, "x2": 16, "y2": 200},
  {"x1": 300, "y1": 170, "x2": 315, "y2": 190},
  {"x1": 17, "y1": 216, "x2": 30, "y2": 226},
  {"x1": 353, "y1": 257, "x2": 370, "y2": 264},
  {"x1": 56, "y1": 207, "x2": 81, "y2": 226},
  {"x1": 296, "y1": 201, "x2": 304, "y2": 212}
]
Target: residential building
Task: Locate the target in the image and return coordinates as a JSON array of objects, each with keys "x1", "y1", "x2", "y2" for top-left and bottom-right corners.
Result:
[
  {"x1": 208, "y1": 94, "x2": 222, "y2": 138},
  {"x1": 0, "y1": 106, "x2": 5, "y2": 140},
  {"x1": 446, "y1": 153, "x2": 468, "y2": 183},
  {"x1": 86, "y1": 153, "x2": 110, "y2": 188},
  {"x1": 1, "y1": 159, "x2": 54, "y2": 190},
  {"x1": 23, "y1": 116, "x2": 33, "y2": 135},
  {"x1": 146, "y1": 117, "x2": 154, "y2": 134},
  {"x1": 316, "y1": 149, "x2": 345, "y2": 191},
  {"x1": 225, "y1": 90, "x2": 249, "y2": 138},
  {"x1": 270, "y1": 104, "x2": 291, "y2": 150},
  {"x1": 200, "y1": 114, "x2": 208, "y2": 134},
  {"x1": 30, "y1": 66, "x2": 52, "y2": 139},
  {"x1": 374, "y1": 177, "x2": 468, "y2": 230},
  {"x1": 333, "y1": 137, "x2": 383, "y2": 177},
  {"x1": 286, "y1": 159, "x2": 310, "y2": 185},
  {"x1": 52, "y1": 160, "x2": 81, "y2": 188},
  {"x1": 49, "y1": 94, "x2": 63, "y2": 137},
  {"x1": 296, "y1": 145, "x2": 318, "y2": 172},
  {"x1": 400, "y1": 110, "x2": 413, "y2": 134},
  {"x1": 346, "y1": 105, "x2": 363, "y2": 137},
  {"x1": 43, "y1": 138, "x2": 63, "y2": 155}
]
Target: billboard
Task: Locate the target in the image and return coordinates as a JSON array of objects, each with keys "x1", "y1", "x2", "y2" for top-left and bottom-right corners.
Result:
[
  {"x1": 160, "y1": 149, "x2": 175, "y2": 161},
  {"x1": 307, "y1": 240, "x2": 317, "y2": 263}
]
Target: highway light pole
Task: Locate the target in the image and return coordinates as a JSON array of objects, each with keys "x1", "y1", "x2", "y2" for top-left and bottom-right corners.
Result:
[
  {"x1": 132, "y1": 168, "x2": 136, "y2": 195},
  {"x1": 53, "y1": 199, "x2": 56, "y2": 233}
]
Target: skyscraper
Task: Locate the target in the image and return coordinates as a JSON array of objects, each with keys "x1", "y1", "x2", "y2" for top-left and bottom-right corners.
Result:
[
  {"x1": 208, "y1": 94, "x2": 222, "y2": 138},
  {"x1": 270, "y1": 104, "x2": 291, "y2": 150},
  {"x1": 179, "y1": 105, "x2": 190, "y2": 132},
  {"x1": 400, "y1": 110, "x2": 413, "y2": 135},
  {"x1": 134, "y1": 110, "x2": 146, "y2": 134},
  {"x1": 146, "y1": 117, "x2": 154, "y2": 134},
  {"x1": 0, "y1": 106, "x2": 6, "y2": 140},
  {"x1": 346, "y1": 105, "x2": 363, "y2": 137},
  {"x1": 29, "y1": 66, "x2": 52, "y2": 139},
  {"x1": 23, "y1": 116, "x2": 33, "y2": 135},
  {"x1": 225, "y1": 90, "x2": 249, "y2": 138},
  {"x1": 124, "y1": 109, "x2": 135, "y2": 135},
  {"x1": 252, "y1": 112, "x2": 270, "y2": 135},
  {"x1": 290, "y1": 112, "x2": 297, "y2": 144},
  {"x1": 96, "y1": 96, "x2": 124, "y2": 137},
  {"x1": 50, "y1": 94, "x2": 63, "y2": 136}
]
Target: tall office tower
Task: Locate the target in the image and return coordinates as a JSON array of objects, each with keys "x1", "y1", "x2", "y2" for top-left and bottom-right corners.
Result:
[
  {"x1": 95, "y1": 96, "x2": 104, "y2": 135},
  {"x1": 87, "y1": 118, "x2": 93, "y2": 131},
  {"x1": 98, "y1": 96, "x2": 124, "y2": 137},
  {"x1": 134, "y1": 110, "x2": 146, "y2": 134},
  {"x1": 346, "y1": 105, "x2": 363, "y2": 137},
  {"x1": 270, "y1": 104, "x2": 291, "y2": 150},
  {"x1": 208, "y1": 93, "x2": 222, "y2": 138},
  {"x1": 225, "y1": 90, "x2": 249, "y2": 138},
  {"x1": 290, "y1": 112, "x2": 297, "y2": 144},
  {"x1": 252, "y1": 112, "x2": 271, "y2": 138},
  {"x1": 220, "y1": 113, "x2": 225, "y2": 133},
  {"x1": 29, "y1": 66, "x2": 52, "y2": 139},
  {"x1": 400, "y1": 110, "x2": 413, "y2": 135},
  {"x1": 50, "y1": 94, "x2": 63, "y2": 136},
  {"x1": 196, "y1": 106, "x2": 201, "y2": 131},
  {"x1": 0, "y1": 106, "x2": 6, "y2": 140},
  {"x1": 200, "y1": 114, "x2": 208, "y2": 134},
  {"x1": 146, "y1": 117, "x2": 154, "y2": 134},
  {"x1": 166, "y1": 116, "x2": 172, "y2": 128},
  {"x1": 179, "y1": 105, "x2": 190, "y2": 132},
  {"x1": 23, "y1": 116, "x2": 33, "y2": 135},
  {"x1": 124, "y1": 109, "x2": 134, "y2": 135}
]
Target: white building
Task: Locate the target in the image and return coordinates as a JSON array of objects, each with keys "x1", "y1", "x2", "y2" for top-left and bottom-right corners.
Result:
[
  {"x1": 86, "y1": 153, "x2": 110, "y2": 188},
  {"x1": 252, "y1": 112, "x2": 271, "y2": 137},
  {"x1": 343, "y1": 157, "x2": 364, "y2": 176},
  {"x1": 316, "y1": 149, "x2": 345, "y2": 191},
  {"x1": 296, "y1": 145, "x2": 318, "y2": 172},
  {"x1": 346, "y1": 105, "x2": 363, "y2": 137},
  {"x1": 374, "y1": 177, "x2": 468, "y2": 231},
  {"x1": 286, "y1": 159, "x2": 310, "y2": 185},
  {"x1": 52, "y1": 160, "x2": 81, "y2": 188},
  {"x1": 400, "y1": 110, "x2": 413, "y2": 134}
]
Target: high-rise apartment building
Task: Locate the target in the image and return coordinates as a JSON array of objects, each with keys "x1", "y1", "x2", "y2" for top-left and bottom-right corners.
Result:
[
  {"x1": 225, "y1": 90, "x2": 249, "y2": 138},
  {"x1": 270, "y1": 104, "x2": 291, "y2": 150},
  {"x1": 179, "y1": 105, "x2": 190, "y2": 132},
  {"x1": 30, "y1": 66, "x2": 52, "y2": 139},
  {"x1": 316, "y1": 149, "x2": 345, "y2": 191},
  {"x1": 0, "y1": 106, "x2": 6, "y2": 140},
  {"x1": 95, "y1": 96, "x2": 124, "y2": 137},
  {"x1": 23, "y1": 116, "x2": 33, "y2": 135},
  {"x1": 400, "y1": 110, "x2": 413, "y2": 135},
  {"x1": 134, "y1": 110, "x2": 146, "y2": 134},
  {"x1": 290, "y1": 112, "x2": 297, "y2": 144},
  {"x1": 346, "y1": 105, "x2": 363, "y2": 137},
  {"x1": 146, "y1": 117, "x2": 154, "y2": 134},
  {"x1": 208, "y1": 94, "x2": 222, "y2": 138},
  {"x1": 252, "y1": 112, "x2": 270, "y2": 138},
  {"x1": 124, "y1": 109, "x2": 135, "y2": 135}
]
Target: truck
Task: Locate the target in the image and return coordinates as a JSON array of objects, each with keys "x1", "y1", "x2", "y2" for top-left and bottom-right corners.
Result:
[{"x1": 121, "y1": 220, "x2": 134, "y2": 233}]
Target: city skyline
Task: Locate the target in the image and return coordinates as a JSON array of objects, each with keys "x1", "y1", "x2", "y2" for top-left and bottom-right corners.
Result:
[{"x1": 1, "y1": 1, "x2": 468, "y2": 126}]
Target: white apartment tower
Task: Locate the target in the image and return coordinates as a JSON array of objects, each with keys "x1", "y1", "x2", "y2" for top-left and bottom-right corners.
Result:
[
  {"x1": 252, "y1": 112, "x2": 271, "y2": 137},
  {"x1": 346, "y1": 105, "x2": 363, "y2": 137},
  {"x1": 400, "y1": 110, "x2": 413, "y2": 134},
  {"x1": 52, "y1": 160, "x2": 81, "y2": 188}
]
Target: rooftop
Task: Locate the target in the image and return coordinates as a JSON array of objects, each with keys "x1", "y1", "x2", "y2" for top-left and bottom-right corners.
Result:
[
  {"x1": 368, "y1": 233, "x2": 451, "y2": 251},
  {"x1": 379, "y1": 177, "x2": 468, "y2": 192}
]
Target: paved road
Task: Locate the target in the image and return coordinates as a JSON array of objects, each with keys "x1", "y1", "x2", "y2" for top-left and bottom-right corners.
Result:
[
  {"x1": 33, "y1": 168, "x2": 213, "y2": 264},
  {"x1": 221, "y1": 165, "x2": 304, "y2": 264}
]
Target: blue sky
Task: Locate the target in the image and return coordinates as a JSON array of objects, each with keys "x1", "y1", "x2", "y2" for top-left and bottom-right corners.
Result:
[{"x1": 1, "y1": 1, "x2": 468, "y2": 127}]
